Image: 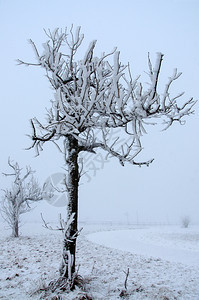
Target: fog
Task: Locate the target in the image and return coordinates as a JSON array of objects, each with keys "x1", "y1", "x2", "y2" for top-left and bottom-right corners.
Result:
[{"x1": 0, "y1": 0, "x2": 199, "y2": 225}]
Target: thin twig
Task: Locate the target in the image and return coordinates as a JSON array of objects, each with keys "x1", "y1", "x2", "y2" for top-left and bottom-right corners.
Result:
[{"x1": 123, "y1": 268, "x2": 129, "y2": 290}]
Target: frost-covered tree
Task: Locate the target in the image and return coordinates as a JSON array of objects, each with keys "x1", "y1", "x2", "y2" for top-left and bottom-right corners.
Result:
[
  {"x1": 1, "y1": 158, "x2": 43, "y2": 237},
  {"x1": 18, "y1": 26, "x2": 195, "y2": 287}
]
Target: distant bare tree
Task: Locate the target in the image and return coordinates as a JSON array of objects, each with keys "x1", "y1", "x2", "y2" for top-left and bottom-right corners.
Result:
[
  {"x1": 181, "y1": 216, "x2": 190, "y2": 228},
  {"x1": 1, "y1": 158, "x2": 43, "y2": 237},
  {"x1": 18, "y1": 26, "x2": 195, "y2": 289}
]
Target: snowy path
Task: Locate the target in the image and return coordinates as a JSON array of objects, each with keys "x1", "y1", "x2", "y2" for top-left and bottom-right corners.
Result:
[{"x1": 86, "y1": 227, "x2": 199, "y2": 266}]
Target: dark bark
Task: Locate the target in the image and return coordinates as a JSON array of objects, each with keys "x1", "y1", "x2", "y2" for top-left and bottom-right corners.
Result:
[
  {"x1": 13, "y1": 218, "x2": 19, "y2": 237},
  {"x1": 60, "y1": 135, "x2": 79, "y2": 280}
]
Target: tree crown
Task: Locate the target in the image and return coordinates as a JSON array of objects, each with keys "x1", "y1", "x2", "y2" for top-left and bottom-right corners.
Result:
[{"x1": 18, "y1": 26, "x2": 196, "y2": 166}]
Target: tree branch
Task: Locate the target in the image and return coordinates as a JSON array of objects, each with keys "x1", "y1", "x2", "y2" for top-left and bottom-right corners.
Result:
[{"x1": 18, "y1": 26, "x2": 196, "y2": 166}]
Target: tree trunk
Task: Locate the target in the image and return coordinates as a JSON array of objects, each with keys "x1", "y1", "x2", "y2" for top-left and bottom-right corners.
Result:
[
  {"x1": 12, "y1": 217, "x2": 19, "y2": 237},
  {"x1": 60, "y1": 135, "x2": 79, "y2": 283}
]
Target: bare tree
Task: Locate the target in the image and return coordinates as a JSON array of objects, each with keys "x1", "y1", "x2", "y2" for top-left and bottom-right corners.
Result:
[
  {"x1": 181, "y1": 215, "x2": 190, "y2": 228},
  {"x1": 18, "y1": 26, "x2": 195, "y2": 287},
  {"x1": 1, "y1": 158, "x2": 43, "y2": 237}
]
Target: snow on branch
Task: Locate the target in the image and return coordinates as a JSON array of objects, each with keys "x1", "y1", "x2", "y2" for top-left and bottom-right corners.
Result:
[
  {"x1": 1, "y1": 158, "x2": 43, "y2": 237},
  {"x1": 18, "y1": 26, "x2": 196, "y2": 166}
]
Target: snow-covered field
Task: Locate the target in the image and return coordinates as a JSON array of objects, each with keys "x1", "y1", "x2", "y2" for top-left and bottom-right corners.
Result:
[
  {"x1": 87, "y1": 226, "x2": 199, "y2": 265},
  {"x1": 0, "y1": 222, "x2": 199, "y2": 299}
]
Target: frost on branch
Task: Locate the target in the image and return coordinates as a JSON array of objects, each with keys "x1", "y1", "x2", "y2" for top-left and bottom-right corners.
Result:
[
  {"x1": 18, "y1": 26, "x2": 195, "y2": 166},
  {"x1": 1, "y1": 158, "x2": 43, "y2": 237},
  {"x1": 18, "y1": 26, "x2": 196, "y2": 287}
]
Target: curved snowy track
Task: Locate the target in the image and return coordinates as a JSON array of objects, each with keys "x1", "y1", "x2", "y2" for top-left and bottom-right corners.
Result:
[{"x1": 86, "y1": 226, "x2": 199, "y2": 266}]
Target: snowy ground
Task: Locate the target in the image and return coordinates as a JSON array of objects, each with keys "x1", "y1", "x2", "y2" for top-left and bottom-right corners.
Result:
[
  {"x1": 87, "y1": 226, "x2": 199, "y2": 265},
  {"x1": 0, "y1": 222, "x2": 199, "y2": 299}
]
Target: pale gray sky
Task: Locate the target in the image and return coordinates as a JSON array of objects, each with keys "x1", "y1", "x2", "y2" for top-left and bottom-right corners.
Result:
[{"x1": 0, "y1": 0, "x2": 199, "y2": 225}]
